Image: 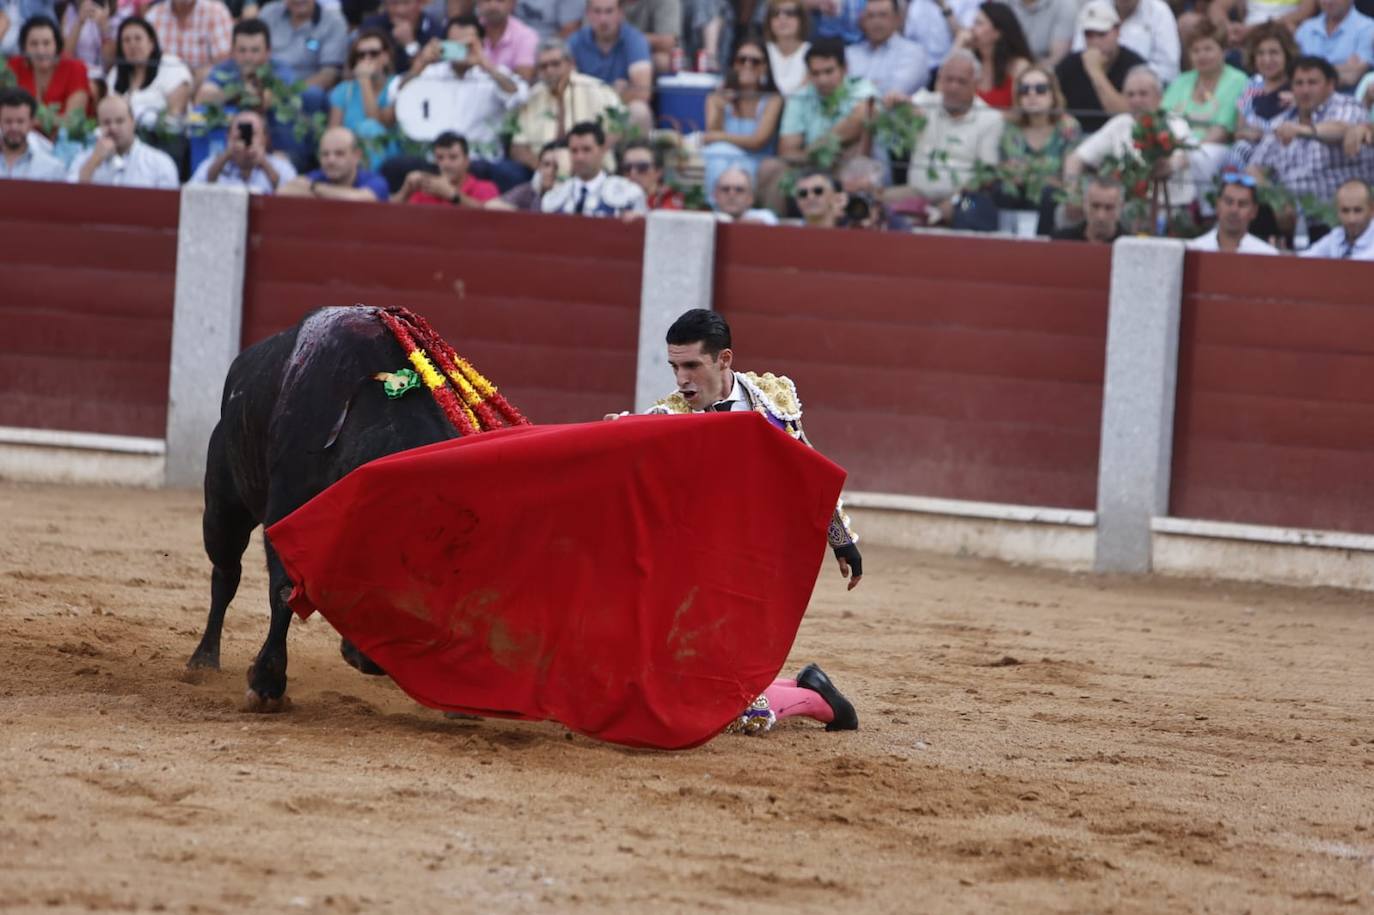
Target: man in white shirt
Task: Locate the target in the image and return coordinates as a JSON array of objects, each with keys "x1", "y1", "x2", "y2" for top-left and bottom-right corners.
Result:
[
  {"x1": 1187, "y1": 174, "x2": 1279, "y2": 254},
  {"x1": 1071, "y1": 0, "x2": 1180, "y2": 84},
  {"x1": 190, "y1": 110, "x2": 297, "y2": 193},
  {"x1": 69, "y1": 96, "x2": 179, "y2": 190},
  {"x1": 1300, "y1": 178, "x2": 1374, "y2": 258},
  {"x1": 847, "y1": 0, "x2": 928, "y2": 96},
  {"x1": 541, "y1": 120, "x2": 646, "y2": 217},
  {"x1": 394, "y1": 13, "x2": 530, "y2": 188},
  {"x1": 0, "y1": 87, "x2": 65, "y2": 181}
]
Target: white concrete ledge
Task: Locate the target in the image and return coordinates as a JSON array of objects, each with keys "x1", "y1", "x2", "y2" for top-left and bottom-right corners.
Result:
[
  {"x1": 0, "y1": 426, "x2": 165, "y2": 455},
  {"x1": 1152, "y1": 516, "x2": 1374, "y2": 553},
  {"x1": 0, "y1": 442, "x2": 164, "y2": 487},
  {"x1": 845, "y1": 491, "x2": 1095, "y2": 527}
]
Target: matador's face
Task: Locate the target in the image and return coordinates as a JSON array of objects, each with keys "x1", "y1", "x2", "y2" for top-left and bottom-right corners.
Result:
[{"x1": 667, "y1": 342, "x2": 733, "y2": 411}]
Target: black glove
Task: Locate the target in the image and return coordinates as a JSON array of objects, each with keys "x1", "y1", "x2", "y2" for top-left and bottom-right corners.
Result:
[{"x1": 833, "y1": 542, "x2": 862, "y2": 579}]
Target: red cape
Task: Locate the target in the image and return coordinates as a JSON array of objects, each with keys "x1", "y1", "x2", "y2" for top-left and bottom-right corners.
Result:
[{"x1": 267, "y1": 412, "x2": 846, "y2": 749}]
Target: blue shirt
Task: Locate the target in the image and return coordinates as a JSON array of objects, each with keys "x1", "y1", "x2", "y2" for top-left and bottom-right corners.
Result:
[
  {"x1": 0, "y1": 144, "x2": 67, "y2": 181},
  {"x1": 327, "y1": 76, "x2": 401, "y2": 165},
  {"x1": 257, "y1": 0, "x2": 349, "y2": 83},
  {"x1": 1295, "y1": 9, "x2": 1374, "y2": 70},
  {"x1": 207, "y1": 58, "x2": 297, "y2": 91},
  {"x1": 846, "y1": 34, "x2": 928, "y2": 97},
  {"x1": 813, "y1": 0, "x2": 866, "y2": 44},
  {"x1": 305, "y1": 167, "x2": 390, "y2": 200},
  {"x1": 566, "y1": 22, "x2": 651, "y2": 85}
]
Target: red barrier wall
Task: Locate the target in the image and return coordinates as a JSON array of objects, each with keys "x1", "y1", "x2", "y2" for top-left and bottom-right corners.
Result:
[
  {"x1": 1170, "y1": 252, "x2": 1374, "y2": 533},
  {"x1": 0, "y1": 182, "x2": 179, "y2": 438},
  {"x1": 241, "y1": 200, "x2": 643, "y2": 424},
  {"x1": 713, "y1": 225, "x2": 1111, "y2": 509}
]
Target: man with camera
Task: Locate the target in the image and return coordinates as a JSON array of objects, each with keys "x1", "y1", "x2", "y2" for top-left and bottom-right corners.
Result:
[{"x1": 190, "y1": 110, "x2": 297, "y2": 194}]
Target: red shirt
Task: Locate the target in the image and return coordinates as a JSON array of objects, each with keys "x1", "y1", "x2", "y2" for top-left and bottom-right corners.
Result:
[
  {"x1": 977, "y1": 75, "x2": 1014, "y2": 110},
  {"x1": 8, "y1": 56, "x2": 91, "y2": 115},
  {"x1": 407, "y1": 173, "x2": 501, "y2": 206},
  {"x1": 648, "y1": 186, "x2": 685, "y2": 210}
]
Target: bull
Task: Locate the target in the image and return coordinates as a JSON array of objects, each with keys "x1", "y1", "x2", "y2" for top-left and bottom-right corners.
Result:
[{"x1": 186, "y1": 306, "x2": 461, "y2": 710}]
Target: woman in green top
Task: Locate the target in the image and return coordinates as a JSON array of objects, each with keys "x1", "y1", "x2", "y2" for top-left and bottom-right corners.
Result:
[
  {"x1": 1162, "y1": 20, "x2": 1248, "y2": 145},
  {"x1": 995, "y1": 65, "x2": 1081, "y2": 235}
]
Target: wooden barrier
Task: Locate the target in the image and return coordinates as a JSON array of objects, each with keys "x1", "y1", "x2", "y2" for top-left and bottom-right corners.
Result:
[
  {"x1": 713, "y1": 225, "x2": 1111, "y2": 509},
  {"x1": 1170, "y1": 251, "x2": 1374, "y2": 534},
  {"x1": 240, "y1": 199, "x2": 644, "y2": 424},
  {"x1": 0, "y1": 182, "x2": 179, "y2": 438}
]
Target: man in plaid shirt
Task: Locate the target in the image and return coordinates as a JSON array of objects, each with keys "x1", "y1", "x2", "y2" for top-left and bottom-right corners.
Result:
[
  {"x1": 1247, "y1": 55, "x2": 1374, "y2": 205},
  {"x1": 147, "y1": 0, "x2": 234, "y2": 84}
]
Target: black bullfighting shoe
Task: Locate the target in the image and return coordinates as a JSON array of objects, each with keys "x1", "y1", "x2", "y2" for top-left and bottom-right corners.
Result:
[{"x1": 795, "y1": 663, "x2": 859, "y2": 732}]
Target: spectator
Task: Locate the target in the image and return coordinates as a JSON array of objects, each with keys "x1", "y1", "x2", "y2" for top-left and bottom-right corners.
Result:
[
  {"x1": 904, "y1": 0, "x2": 979, "y2": 76},
  {"x1": 839, "y1": 153, "x2": 911, "y2": 228},
  {"x1": 515, "y1": 0, "x2": 583, "y2": 39},
  {"x1": 763, "y1": 0, "x2": 810, "y2": 96},
  {"x1": 257, "y1": 0, "x2": 349, "y2": 97},
  {"x1": 711, "y1": 164, "x2": 779, "y2": 222},
  {"x1": 8, "y1": 16, "x2": 90, "y2": 120},
  {"x1": 69, "y1": 94, "x2": 179, "y2": 187},
  {"x1": 777, "y1": 38, "x2": 876, "y2": 169},
  {"x1": 190, "y1": 109, "x2": 296, "y2": 191},
  {"x1": 489, "y1": 137, "x2": 563, "y2": 209},
  {"x1": 997, "y1": 64, "x2": 1080, "y2": 233},
  {"x1": 680, "y1": 0, "x2": 721, "y2": 72},
  {"x1": 327, "y1": 28, "x2": 401, "y2": 166},
  {"x1": 478, "y1": 0, "x2": 538, "y2": 82},
  {"x1": 702, "y1": 32, "x2": 783, "y2": 200},
  {"x1": 59, "y1": 0, "x2": 119, "y2": 80},
  {"x1": 1163, "y1": 19, "x2": 1248, "y2": 185},
  {"x1": 109, "y1": 17, "x2": 191, "y2": 129},
  {"x1": 846, "y1": 0, "x2": 928, "y2": 97},
  {"x1": 1065, "y1": 66, "x2": 1195, "y2": 211},
  {"x1": 1007, "y1": 0, "x2": 1076, "y2": 68},
  {"x1": 793, "y1": 167, "x2": 843, "y2": 227},
  {"x1": 1227, "y1": 21, "x2": 1298, "y2": 170},
  {"x1": 1051, "y1": 174, "x2": 1123, "y2": 240},
  {"x1": 1299, "y1": 177, "x2": 1374, "y2": 256},
  {"x1": 1070, "y1": 0, "x2": 1180, "y2": 85},
  {"x1": 541, "y1": 119, "x2": 647, "y2": 215},
  {"x1": 1187, "y1": 173, "x2": 1279, "y2": 252},
  {"x1": 394, "y1": 130, "x2": 500, "y2": 204},
  {"x1": 1055, "y1": 1, "x2": 1144, "y2": 133},
  {"x1": 195, "y1": 20, "x2": 292, "y2": 108},
  {"x1": 623, "y1": 0, "x2": 679, "y2": 73},
  {"x1": 1295, "y1": 0, "x2": 1374, "y2": 89},
  {"x1": 144, "y1": 0, "x2": 233, "y2": 84},
  {"x1": 621, "y1": 138, "x2": 682, "y2": 208},
  {"x1": 363, "y1": 0, "x2": 442, "y2": 73},
  {"x1": 887, "y1": 50, "x2": 1003, "y2": 224},
  {"x1": 510, "y1": 37, "x2": 620, "y2": 171},
  {"x1": 566, "y1": 0, "x2": 653, "y2": 133},
  {"x1": 1246, "y1": 56, "x2": 1369, "y2": 208},
  {"x1": 959, "y1": 1, "x2": 1032, "y2": 109},
  {"x1": 391, "y1": 14, "x2": 530, "y2": 189},
  {"x1": 279, "y1": 125, "x2": 391, "y2": 199},
  {"x1": 0, "y1": 86, "x2": 66, "y2": 180},
  {"x1": 810, "y1": 0, "x2": 864, "y2": 44}
]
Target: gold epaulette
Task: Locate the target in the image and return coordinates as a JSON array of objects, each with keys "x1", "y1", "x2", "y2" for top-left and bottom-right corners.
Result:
[
  {"x1": 650, "y1": 392, "x2": 693, "y2": 414},
  {"x1": 739, "y1": 372, "x2": 802, "y2": 422}
]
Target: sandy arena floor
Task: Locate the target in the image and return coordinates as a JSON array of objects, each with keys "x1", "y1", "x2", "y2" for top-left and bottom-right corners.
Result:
[{"x1": 0, "y1": 481, "x2": 1371, "y2": 914}]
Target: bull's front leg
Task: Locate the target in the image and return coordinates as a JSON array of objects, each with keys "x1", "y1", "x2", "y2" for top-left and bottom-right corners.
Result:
[{"x1": 244, "y1": 544, "x2": 294, "y2": 712}]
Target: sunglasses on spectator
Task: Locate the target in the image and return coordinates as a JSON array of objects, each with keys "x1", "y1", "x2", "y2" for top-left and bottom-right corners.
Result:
[
  {"x1": 1018, "y1": 82, "x2": 1051, "y2": 96},
  {"x1": 795, "y1": 185, "x2": 828, "y2": 198},
  {"x1": 624, "y1": 161, "x2": 655, "y2": 173},
  {"x1": 356, "y1": 48, "x2": 385, "y2": 58},
  {"x1": 735, "y1": 54, "x2": 765, "y2": 66},
  {"x1": 770, "y1": 6, "x2": 801, "y2": 16},
  {"x1": 1221, "y1": 171, "x2": 1257, "y2": 188}
]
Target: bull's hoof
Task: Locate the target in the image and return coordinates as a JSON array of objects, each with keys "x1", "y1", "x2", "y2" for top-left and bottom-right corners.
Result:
[
  {"x1": 186, "y1": 650, "x2": 220, "y2": 671},
  {"x1": 243, "y1": 688, "x2": 291, "y2": 713}
]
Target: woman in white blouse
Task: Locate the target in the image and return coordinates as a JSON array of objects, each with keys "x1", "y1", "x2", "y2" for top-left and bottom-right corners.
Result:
[
  {"x1": 109, "y1": 16, "x2": 190, "y2": 128},
  {"x1": 763, "y1": 0, "x2": 809, "y2": 96}
]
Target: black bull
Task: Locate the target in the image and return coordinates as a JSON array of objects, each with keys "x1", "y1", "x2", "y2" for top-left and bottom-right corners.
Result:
[{"x1": 187, "y1": 306, "x2": 458, "y2": 710}]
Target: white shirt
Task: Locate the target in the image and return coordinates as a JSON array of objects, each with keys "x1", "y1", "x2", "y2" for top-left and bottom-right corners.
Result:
[
  {"x1": 0, "y1": 144, "x2": 67, "y2": 181},
  {"x1": 1072, "y1": 0, "x2": 1181, "y2": 84},
  {"x1": 393, "y1": 62, "x2": 528, "y2": 154},
  {"x1": 67, "y1": 139, "x2": 180, "y2": 190},
  {"x1": 121, "y1": 55, "x2": 194, "y2": 129},
  {"x1": 1074, "y1": 112, "x2": 1195, "y2": 205},
  {"x1": 1299, "y1": 219, "x2": 1374, "y2": 259},
  {"x1": 190, "y1": 152, "x2": 298, "y2": 194},
  {"x1": 846, "y1": 34, "x2": 929, "y2": 97},
  {"x1": 766, "y1": 41, "x2": 811, "y2": 96},
  {"x1": 1186, "y1": 227, "x2": 1279, "y2": 254},
  {"x1": 541, "y1": 171, "x2": 646, "y2": 217},
  {"x1": 714, "y1": 208, "x2": 780, "y2": 225}
]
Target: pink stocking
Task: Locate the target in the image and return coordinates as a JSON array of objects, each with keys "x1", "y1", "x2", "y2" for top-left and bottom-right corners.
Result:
[{"x1": 763, "y1": 683, "x2": 834, "y2": 724}]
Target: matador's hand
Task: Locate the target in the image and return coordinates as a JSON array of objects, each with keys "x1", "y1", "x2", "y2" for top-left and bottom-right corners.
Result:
[{"x1": 833, "y1": 543, "x2": 862, "y2": 591}]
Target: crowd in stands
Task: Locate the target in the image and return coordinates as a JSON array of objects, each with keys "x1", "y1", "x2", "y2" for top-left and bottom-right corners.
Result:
[{"x1": 5, "y1": 0, "x2": 1374, "y2": 256}]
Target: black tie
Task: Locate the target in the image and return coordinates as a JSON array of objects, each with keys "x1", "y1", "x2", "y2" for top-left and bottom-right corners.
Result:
[
  {"x1": 574, "y1": 185, "x2": 588, "y2": 215},
  {"x1": 709, "y1": 400, "x2": 735, "y2": 412}
]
